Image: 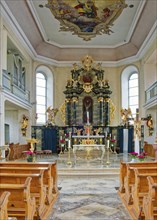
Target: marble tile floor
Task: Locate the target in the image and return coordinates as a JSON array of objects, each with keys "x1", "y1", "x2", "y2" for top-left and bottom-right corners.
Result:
[{"x1": 47, "y1": 176, "x2": 132, "y2": 220}]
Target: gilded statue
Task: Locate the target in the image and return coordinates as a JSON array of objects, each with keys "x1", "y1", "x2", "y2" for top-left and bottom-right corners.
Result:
[
  {"x1": 120, "y1": 108, "x2": 133, "y2": 126},
  {"x1": 21, "y1": 115, "x2": 29, "y2": 136},
  {"x1": 46, "y1": 106, "x2": 58, "y2": 126}
]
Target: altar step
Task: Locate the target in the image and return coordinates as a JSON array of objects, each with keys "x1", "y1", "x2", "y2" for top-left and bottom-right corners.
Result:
[{"x1": 58, "y1": 167, "x2": 120, "y2": 177}]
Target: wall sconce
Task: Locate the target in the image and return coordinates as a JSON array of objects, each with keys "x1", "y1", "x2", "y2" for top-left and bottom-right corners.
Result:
[{"x1": 21, "y1": 114, "x2": 29, "y2": 136}]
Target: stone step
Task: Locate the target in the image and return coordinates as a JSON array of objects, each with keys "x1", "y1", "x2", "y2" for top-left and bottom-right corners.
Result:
[{"x1": 58, "y1": 167, "x2": 119, "y2": 177}]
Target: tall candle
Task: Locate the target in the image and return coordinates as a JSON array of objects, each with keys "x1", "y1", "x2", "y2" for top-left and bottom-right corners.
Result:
[
  {"x1": 107, "y1": 140, "x2": 110, "y2": 148},
  {"x1": 68, "y1": 140, "x2": 71, "y2": 149}
]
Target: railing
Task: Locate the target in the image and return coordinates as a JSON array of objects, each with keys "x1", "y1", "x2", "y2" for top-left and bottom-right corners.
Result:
[
  {"x1": 2, "y1": 69, "x2": 30, "y2": 102},
  {"x1": 144, "y1": 81, "x2": 157, "y2": 108}
]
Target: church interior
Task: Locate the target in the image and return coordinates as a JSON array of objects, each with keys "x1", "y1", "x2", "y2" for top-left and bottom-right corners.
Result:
[{"x1": 0, "y1": 0, "x2": 157, "y2": 219}]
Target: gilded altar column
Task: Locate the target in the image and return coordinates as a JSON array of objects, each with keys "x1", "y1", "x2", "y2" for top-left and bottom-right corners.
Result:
[{"x1": 98, "y1": 96, "x2": 104, "y2": 125}]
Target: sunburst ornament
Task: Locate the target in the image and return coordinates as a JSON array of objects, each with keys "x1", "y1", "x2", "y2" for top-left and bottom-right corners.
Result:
[{"x1": 45, "y1": 0, "x2": 128, "y2": 41}]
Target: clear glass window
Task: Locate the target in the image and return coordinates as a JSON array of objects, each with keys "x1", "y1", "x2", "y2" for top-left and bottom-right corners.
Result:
[
  {"x1": 36, "y1": 72, "x2": 47, "y2": 124},
  {"x1": 128, "y1": 73, "x2": 139, "y2": 118}
]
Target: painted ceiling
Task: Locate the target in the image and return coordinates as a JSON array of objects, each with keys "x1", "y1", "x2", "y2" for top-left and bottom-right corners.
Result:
[{"x1": 2, "y1": 0, "x2": 157, "y2": 63}]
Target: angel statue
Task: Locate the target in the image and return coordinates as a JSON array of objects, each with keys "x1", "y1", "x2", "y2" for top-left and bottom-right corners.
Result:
[
  {"x1": 46, "y1": 106, "x2": 58, "y2": 126},
  {"x1": 120, "y1": 108, "x2": 133, "y2": 127}
]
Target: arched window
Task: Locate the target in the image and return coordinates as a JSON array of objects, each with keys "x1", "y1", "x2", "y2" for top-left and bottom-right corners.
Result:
[
  {"x1": 36, "y1": 66, "x2": 53, "y2": 125},
  {"x1": 36, "y1": 72, "x2": 47, "y2": 124},
  {"x1": 121, "y1": 66, "x2": 139, "y2": 118},
  {"x1": 128, "y1": 73, "x2": 139, "y2": 117}
]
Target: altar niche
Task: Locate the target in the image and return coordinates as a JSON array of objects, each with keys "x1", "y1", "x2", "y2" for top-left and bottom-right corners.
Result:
[
  {"x1": 63, "y1": 55, "x2": 112, "y2": 126},
  {"x1": 83, "y1": 96, "x2": 93, "y2": 124}
]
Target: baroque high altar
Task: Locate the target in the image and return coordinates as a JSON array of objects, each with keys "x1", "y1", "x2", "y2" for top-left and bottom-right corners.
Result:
[{"x1": 63, "y1": 55, "x2": 112, "y2": 128}]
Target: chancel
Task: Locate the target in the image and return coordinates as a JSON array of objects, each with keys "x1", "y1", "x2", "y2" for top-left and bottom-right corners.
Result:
[{"x1": 0, "y1": 0, "x2": 157, "y2": 219}]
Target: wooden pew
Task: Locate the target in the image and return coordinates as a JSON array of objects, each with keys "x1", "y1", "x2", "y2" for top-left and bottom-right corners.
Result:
[
  {"x1": 8, "y1": 143, "x2": 30, "y2": 160},
  {"x1": 0, "y1": 161, "x2": 58, "y2": 195},
  {"x1": 124, "y1": 165, "x2": 157, "y2": 205},
  {"x1": 118, "y1": 161, "x2": 157, "y2": 194},
  {"x1": 0, "y1": 191, "x2": 10, "y2": 220},
  {"x1": 0, "y1": 166, "x2": 54, "y2": 205},
  {"x1": 0, "y1": 171, "x2": 47, "y2": 219},
  {"x1": 0, "y1": 177, "x2": 36, "y2": 219},
  {"x1": 131, "y1": 169, "x2": 157, "y2": 219},
  {"x1": 143, "y1": 176, "x2": 157, "y2": 220}
]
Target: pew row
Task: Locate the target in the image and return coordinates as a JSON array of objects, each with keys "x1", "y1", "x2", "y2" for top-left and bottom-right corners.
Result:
[
  {"x1": 143, "y1": 176, "x2": 157, "y2": 220},
  {"x1": 0, "y1": 191, "x2": 10, "y2": 220},
  {"x1": 118, "y1": 161, "x2": 157, "y2": 194},
  {"x1": 0, "y1": 162, "x2": 59, "y2": 219},
  {"x1": 0, "y1": 177, "x2": 36, "y2": 219},
  {"x1": 0, "y1": 171, "x2": 47, "y2": 219},
  {"x1": 0, "y1": 167, "x2": 55, "y2": 205},
  {"x1": 124, "y1": 165, "x2": 157, "y2": 205},
  {"x1": 0, "y1": 161, "x2": 58, "y2": 194},
  {"x1": 131, "y1": 169, "x2": 157, "y2": 219}
]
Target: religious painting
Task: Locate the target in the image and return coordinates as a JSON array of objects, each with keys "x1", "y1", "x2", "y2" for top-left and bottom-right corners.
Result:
[{"x1": 46, "y1": 0, "x2": 128, "y2": 40}]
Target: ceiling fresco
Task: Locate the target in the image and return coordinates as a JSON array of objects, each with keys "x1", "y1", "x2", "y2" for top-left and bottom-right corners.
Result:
[{"x1": 45, "y1": 0, "x2": 128, "y2": 41}]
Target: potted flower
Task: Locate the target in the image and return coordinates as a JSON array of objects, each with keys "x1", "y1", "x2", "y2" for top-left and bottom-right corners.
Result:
[
  {"x1": 137, "y1": 152, "x2": 147, "y2": 162},
  {"x1": 26, "y1": 150, "x2": 36, "y2": 162},
  {"x1": 129, "y1": 152, "x2": 138, "y2": 162},
  {"x1": 111, "y1": 139, "x2": 117, "y2": 153}
]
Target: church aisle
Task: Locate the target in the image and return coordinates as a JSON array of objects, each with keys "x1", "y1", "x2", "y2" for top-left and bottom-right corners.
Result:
[{"x1": 47, "y1": 176, "x2": 131, "y2": 220}]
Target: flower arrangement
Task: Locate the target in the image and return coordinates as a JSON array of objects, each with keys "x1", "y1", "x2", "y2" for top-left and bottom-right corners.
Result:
[
  {"x1": 137, "y1": 152, "x2": 147, "y2": 161},
  {"x1": 26, "y1": 150, "x2": 36, "y2": 162},
  {"x1": 129, "y1": 152, "x2": 147, "y2": 162},
  {"x1": 111, "y1": 139, "x2": 117, "y2": 143},
  {"x1": 59, "y1": 139, "x2": 65, "y2": 143},
  {"x1": 129, "y1": 152, "x2": 138, "y2": 159}
]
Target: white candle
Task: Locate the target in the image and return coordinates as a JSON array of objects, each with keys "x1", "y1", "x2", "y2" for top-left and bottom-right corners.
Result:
[
  {"x1": 68, "y1": 140, "x2": 71, "y2": 149},
  {"x1": 107, "y1": 140, "x2": 110, "y2": 148}
]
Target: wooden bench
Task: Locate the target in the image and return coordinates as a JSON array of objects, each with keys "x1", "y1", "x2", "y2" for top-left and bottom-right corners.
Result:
[
  {"x1": 8, "y1": 143, "x2": 30, "y2": 160},
  {"x1": 0, "y1": 191, "x2": 10, "y2": 220},
  {"x1": 0, "y1": 161, "x2": 59, "y2": 206},
  {"x1": 124, "y1": 165, "x2": 157, "y2": 205},
  {"x1": 118, "y1": 161, "x2": 157, "y2": 194},
  {"x1": 0, "y1": 171, "x2": 47, "y2": 219},
  {"x1": 143, "y1": 176, "x2": 157, "y2": 220},
  {"x1": 0, "y1": 161, "x2": 58, "y2": 195},
  {"x1": 0, "y1": 166, "x2": 54, "y2": 205},
  {"x1": 144, "y1": 141, "x2": 155, "y2": 158},
  {"x1": 0, "y1": 177, "x2": 36, "y2": 219},
  {"x1": 131, "y1": 169, "x2": 157, "y2": 219}
]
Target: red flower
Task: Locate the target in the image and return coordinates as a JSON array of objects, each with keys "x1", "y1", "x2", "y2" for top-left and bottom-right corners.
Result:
[
  {"x1": 26, "y1": 150, "x2": 35, "y2": 155},
  {"x1": 60, "y1": 140, "x2": 65, "y2": 143},
  {"x1": 111, "y1": 139, "x2": 117, "y2": 143}
]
